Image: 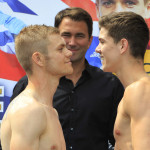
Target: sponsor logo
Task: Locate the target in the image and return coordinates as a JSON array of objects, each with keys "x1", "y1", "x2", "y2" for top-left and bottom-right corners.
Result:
[
  {"x1": 90, "y1": 52, "x2": 100, "y2": 58},
  {"x1": 0, "y1": 101, "x2": 4, "y2": 112},
  {"x1": 0, "y1": 86, "x2": 4, "y2": 97}
]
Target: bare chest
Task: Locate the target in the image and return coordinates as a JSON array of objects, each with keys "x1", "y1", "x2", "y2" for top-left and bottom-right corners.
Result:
[
  {"x1": 114, "y1": 101, "x2": 132, "y2": 150},
  {"x1": 39, "y1": 108, "x2": 66, "y2": 150}
]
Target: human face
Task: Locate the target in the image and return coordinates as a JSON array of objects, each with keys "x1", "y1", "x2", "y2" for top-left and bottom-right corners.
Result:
[
  {"x1": 95, "y1": 27, "x2": 121, "y2": 72},
  {"x1": 45, "y1": 34, "x2": 73, "y2": 77},
  {"x1": 96, "y1": 0, "x2": 146, "y2": 18},
  {"x1": 58, "y1": 18, "x2": 92, "y2": 64}
]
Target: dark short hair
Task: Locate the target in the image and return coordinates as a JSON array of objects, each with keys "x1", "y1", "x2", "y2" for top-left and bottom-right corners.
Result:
[
  {"x1": 99, "y1": 11, "x2": 149, "y2": 60},
  {"x1": 54, "y1": 7, "x2": 93, "y2": 38}
]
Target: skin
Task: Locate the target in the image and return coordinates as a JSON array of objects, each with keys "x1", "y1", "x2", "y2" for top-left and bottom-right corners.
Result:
[
  {"x1": 114, "y1": 77, "x2": 150, "y2": 150},
  {"x1": 1, "y1": 34, "x2": 73, "y2": 150},
  {"x1": 44, "y1": 34, "x2": 73, "y2": 76},
  {"x1": 96, "y1": 27, "x2": 150, "y2": 150},
  {"x1": 96, "y1": 0, "x2": 148, "y2": 18},
  {"x1": 95, "y1": 27, "x2": 121, "y2": 73},
  {"x1": 96, "y1": 0, "x2": 150, "y2": 74},
  {"x1": 58, "y1": 17, "x2": 92, "y2": 85}
]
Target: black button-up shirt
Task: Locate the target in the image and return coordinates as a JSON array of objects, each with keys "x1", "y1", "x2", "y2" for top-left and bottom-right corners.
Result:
[
  {"x1": 53, "y1": 62, "x2": 124, "y2": 150},
  {"x1": 11, "y1": 61, "x2": 124, "y2": 150}
]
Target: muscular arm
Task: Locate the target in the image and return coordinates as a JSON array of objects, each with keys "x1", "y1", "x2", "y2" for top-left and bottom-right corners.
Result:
[
  {"x1": 9, "y1": 105, "x2": 46, "y2": 150},
  {"x1": 125, "y1": 81, "x2": 150, "y2": 150},
  {"x1": 131, "y1": 114, "x2": 150, "y2": 150}
]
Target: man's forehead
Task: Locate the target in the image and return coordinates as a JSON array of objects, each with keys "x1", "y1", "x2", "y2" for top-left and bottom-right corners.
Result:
[
  {"x1": 99, "y1": 27, "x2": 113, "y2": 40},
  {"x1": 99, "y1": 27, "x2": 108, "y2": 35}
]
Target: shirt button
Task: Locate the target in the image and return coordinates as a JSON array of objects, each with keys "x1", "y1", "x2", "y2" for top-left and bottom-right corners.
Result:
[
  {"x1": 69, "y1": 146, "x2": 73, "y2": 149},
  {"x1": 70, "y1": 128, "x2": 74, "y2": 131},
  {"x1": 71, "y1": 108, "x2": 74, "y2": 112},
  {"x1": 71, "y1": 91, "x2": 74, "y2": 94}
]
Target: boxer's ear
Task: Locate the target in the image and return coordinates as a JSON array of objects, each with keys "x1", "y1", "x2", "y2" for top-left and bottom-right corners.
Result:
[
  {"x1": 32, "y1": 52, "x2": 45, "y2": 66},
  {"x1": 119, "y1": 38, "x2": 129, "y2": 55}
]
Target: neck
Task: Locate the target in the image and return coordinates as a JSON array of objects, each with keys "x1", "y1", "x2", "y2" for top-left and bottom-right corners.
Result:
[
  {"x1": 66, "y1": 59, "x2": 85, "y2": 85},
  {"x1": 26, "y1": 72, "x2": 60, "y2": 107},
  {"x1": 116, "y1": 59, "x2": 148, "y2": 88}
]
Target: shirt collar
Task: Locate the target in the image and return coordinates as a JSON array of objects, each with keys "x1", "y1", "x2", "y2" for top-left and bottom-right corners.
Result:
[
  {"x1": 84, "y1": 59, "x2": 102, "y2": 78},
  {"x1": 60, "y1": 59, "x2": 101, "y2": 81}
]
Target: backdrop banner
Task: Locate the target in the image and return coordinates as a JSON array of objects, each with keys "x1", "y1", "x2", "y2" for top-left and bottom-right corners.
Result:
[{"x1": 0, "y1": 0, "x2": 149, "y2": 122}]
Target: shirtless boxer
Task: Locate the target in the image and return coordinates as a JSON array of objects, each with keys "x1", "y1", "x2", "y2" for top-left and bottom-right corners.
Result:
[
  {"x1": 0, "y1": 25, "x2": 73, "y2": 150},
  {"x1": 96, "y1": 12, "x2": 150, "y2": 150}
]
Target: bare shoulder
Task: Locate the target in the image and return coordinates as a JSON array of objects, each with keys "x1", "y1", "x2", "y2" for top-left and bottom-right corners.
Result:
[
  {"x1": 125, "y1": 76, "x2": 150, "y2": 99},
  {"x1": 8, "y1": 94, "x2": 47, "y2": 133},
  {"x1": 8, "y1": 94, "x2": 45, "y2": 117},
  {"x1": 123, "y1": 76, "x2": 150, "y2": 117}
]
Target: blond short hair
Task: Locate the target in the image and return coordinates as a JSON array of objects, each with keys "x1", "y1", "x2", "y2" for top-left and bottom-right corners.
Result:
[{"x1": 15, "y1": 25, "x2": 59, "y2": 74}]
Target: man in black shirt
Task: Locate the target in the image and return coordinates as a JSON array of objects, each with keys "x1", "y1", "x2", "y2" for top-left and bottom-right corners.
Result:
[{"x1": 11, "y1": 7, "x2": 124, "y2": 150}]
